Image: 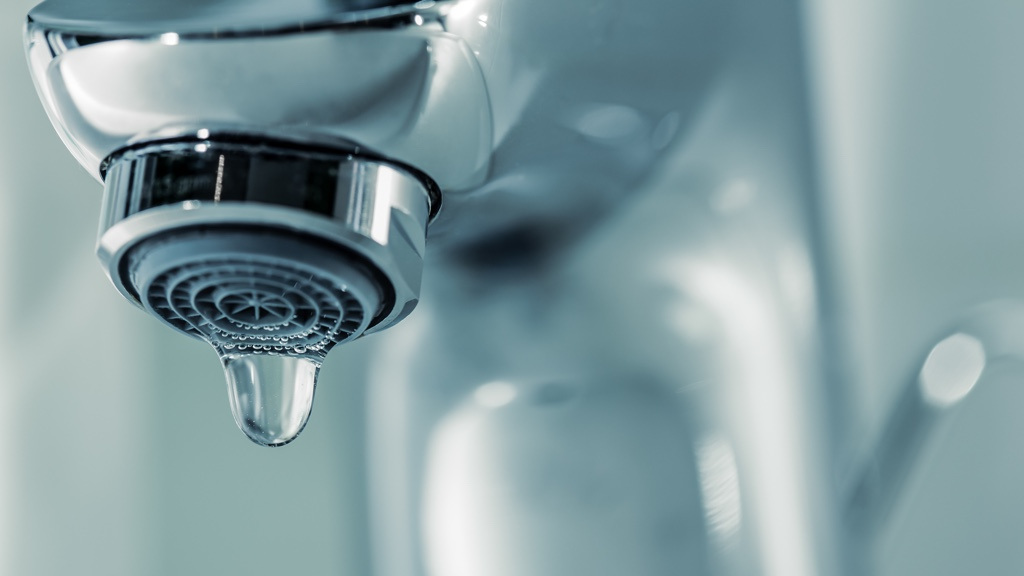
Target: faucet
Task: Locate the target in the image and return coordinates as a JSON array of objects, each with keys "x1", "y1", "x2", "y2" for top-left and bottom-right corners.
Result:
[
  {"x1": 21, "y1": 0, "x2": 995, "y2": 574},
  {"x1": 26, "y1": 0, "x2": 490, "y2": 446}
]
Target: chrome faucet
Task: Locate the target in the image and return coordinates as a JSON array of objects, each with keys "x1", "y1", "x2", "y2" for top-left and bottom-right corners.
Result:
[{"x1": 22, "y1": 0, "x2": 996, "y2": 574}]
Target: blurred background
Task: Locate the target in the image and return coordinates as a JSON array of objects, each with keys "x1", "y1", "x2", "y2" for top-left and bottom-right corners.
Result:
[{"x1": 2, "y1": 0, "x2": 1024, "y2": 574}]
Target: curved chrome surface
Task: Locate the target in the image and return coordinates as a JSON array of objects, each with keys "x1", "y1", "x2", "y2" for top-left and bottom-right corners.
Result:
[
  {"x1": 100, "y1": 154, "x2": 430, "y2": 333},
  {"x1": 30, "y1": 0, "x2": 443, "y2": 36},
  {"x1": 25, "y1": 0, "x2": 729, "y2": 251},
  {"x1": 25, "y1": 24, "x2": 492, "y2": 193}
]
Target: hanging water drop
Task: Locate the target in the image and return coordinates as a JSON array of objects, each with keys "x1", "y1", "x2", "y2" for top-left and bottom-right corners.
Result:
[{"x1": 222, "y1": 353, "x2": 322, "y2": 447}]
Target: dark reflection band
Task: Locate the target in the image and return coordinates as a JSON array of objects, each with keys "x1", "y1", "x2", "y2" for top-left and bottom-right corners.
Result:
[{"x1": 101, "y1": 138, "x2": 436, "y2": 230}]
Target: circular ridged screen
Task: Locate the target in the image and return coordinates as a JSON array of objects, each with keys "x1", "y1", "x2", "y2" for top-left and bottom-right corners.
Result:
[
  {"x1": 127, "y1": 229, "x2": 383, "y2": 356},
  {"x1": 152, "y1": 258, "x2": 366, "y2": 354}
]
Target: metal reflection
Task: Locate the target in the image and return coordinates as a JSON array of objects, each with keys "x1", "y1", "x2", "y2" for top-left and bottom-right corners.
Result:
[
  {"x1": 696, "y1": 434, "x2": 742, "y2": 542},
  {"x1": 679, "y1": 260, "x2": 819, "y2": 576},
  {"x1": 919, "y1": 333, "x2": 986, "y2": 408}
]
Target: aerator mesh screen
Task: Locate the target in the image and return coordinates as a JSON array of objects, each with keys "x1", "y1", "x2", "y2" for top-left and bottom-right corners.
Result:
[{"x1": 126, "y1": 229, "x2": 383, "y2": 355}]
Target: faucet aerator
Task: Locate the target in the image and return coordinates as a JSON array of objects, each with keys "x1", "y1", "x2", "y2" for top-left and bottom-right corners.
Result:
[{"x1": 96, "y1": 139, "x2": 434, "y2": 445}]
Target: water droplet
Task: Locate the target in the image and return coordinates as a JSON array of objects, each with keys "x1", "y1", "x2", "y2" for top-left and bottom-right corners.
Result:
[
  {"x1": 222, "y1": 353, "x2": 321, "y2": 447},
  {"x1": 294, "y1": 345, "x2": 307, "y2": 354}
]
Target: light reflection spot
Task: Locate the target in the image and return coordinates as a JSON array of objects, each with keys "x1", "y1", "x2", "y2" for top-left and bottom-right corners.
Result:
[
  {"x1": 570, "y1": 104, "x2": 647, "y2": 141},
  {"x1": 473, "y1": 381, "x2": 517, "y2": 408},
  {"x1": 159, "y1": 32, "x2": 180, "y2": 46},
  {"x1": 710, "y1": 179, "x2": 756, "y2": 214},
  {"x1": 696, "y1": 434, "x2": 743, "y2": 540},
  {"x1": 919, "y1": 332, "x2": 986, "y2": 407}
]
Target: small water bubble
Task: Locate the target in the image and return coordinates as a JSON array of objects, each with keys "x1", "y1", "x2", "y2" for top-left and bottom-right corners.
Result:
[{"x1": 294, "y1": 345, "x2": 308, "y2": 354}]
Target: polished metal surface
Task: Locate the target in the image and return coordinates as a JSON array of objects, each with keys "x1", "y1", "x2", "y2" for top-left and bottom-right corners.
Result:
[
  {"x1": 93, "y1": 138, "x2": 431, "y2": 446},
  {"x1": 25, "y1": 22, "x2": 491, "y2": 192},
  {"x1": 7, "y1": 0, "x2": 1024, "y2": 575},
  {"x1": 99, "y1": 143, "x2": 431, "y2": 334},
  {"x1": 30, "y1": 0, "x2": 438, "y2": 36}
]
